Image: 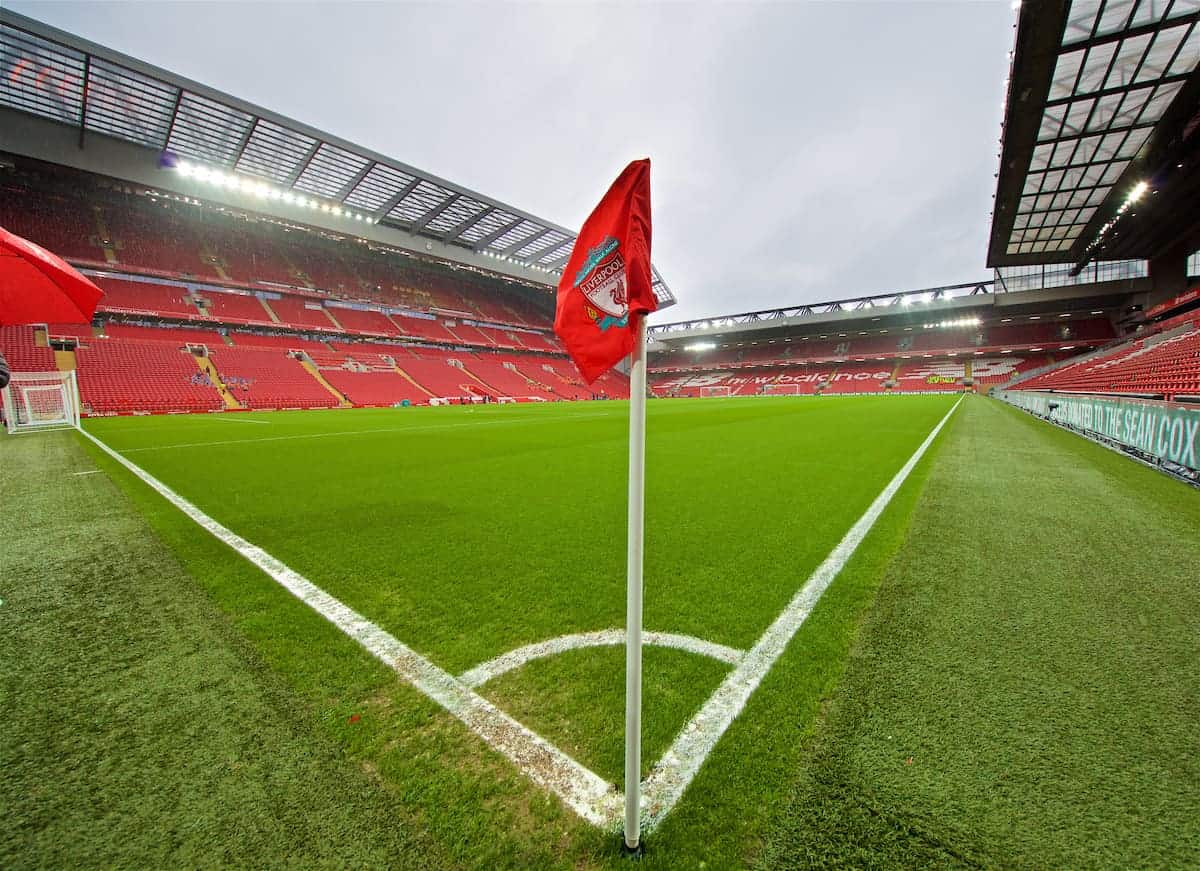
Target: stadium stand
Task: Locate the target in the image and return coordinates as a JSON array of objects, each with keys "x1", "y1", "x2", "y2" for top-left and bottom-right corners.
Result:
[
  {"x1": 74, "y1": 340, "x2": 224, "y2": 414},
  {"x1": 197, "y1": 290, "x2": 278, "y2": 326},
  {"x1": 93, "y1": 277, "x2": 202, "y2": 319},
  {"x1": 0, "y1": 326, "x2": 57, "y2": 372},
  {"x1": 206, "y1": 346, "x2": 341, "y2": 409},
  {"x1": 1013, "y1": 313, "x2": 1200, "y2": 401}
]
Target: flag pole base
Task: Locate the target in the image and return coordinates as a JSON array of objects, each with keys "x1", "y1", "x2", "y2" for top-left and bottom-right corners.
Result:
[{"x1": 620, "y1": 835, "x2": 645, "y2": 861}]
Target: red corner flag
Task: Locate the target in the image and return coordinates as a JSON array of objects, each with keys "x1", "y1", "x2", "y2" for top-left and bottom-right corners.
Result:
[{"x1": 554, "y1": 159, "x2": 656, "y2": 383}]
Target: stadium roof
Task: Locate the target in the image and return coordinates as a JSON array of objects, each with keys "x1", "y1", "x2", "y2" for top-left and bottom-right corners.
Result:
[
  {"x1": 0, "y1": 9, "x2": 674, "y2": 306},
  {"x1": 988, "y1": 0, "x2": 1200, "y2": 270}
]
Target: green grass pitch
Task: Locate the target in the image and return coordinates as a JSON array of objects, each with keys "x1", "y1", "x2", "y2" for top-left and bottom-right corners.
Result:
[{"x1": 3, "y1": 396, "x2": 1197, "y2": 868}]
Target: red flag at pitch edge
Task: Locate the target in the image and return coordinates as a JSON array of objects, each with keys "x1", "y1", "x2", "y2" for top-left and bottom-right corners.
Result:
[{"x1": 554, "y1": 159, "x2": 656, "y2": 383}]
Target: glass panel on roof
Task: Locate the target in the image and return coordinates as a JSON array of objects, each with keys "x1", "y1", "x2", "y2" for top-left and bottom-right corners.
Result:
[
  {"x1": 1138, "y1": 80, "x2": 1184, "y2": 122},
  {"x1": 1086, "y1": 187, "x2": 1109, "y2": 206},
  {"x1": 1112, "y1": 88, "x2": 1154, "y2": 126},
  {"x1": 538, "y1": 240, "x2": 575, "y2": 264},
  {"x1": 1063, "y1": 207, "x2": 1083, "y2": 224},
  {"x1": 1167, "y1": 0, "x2": 1200, "y2": 21},
  {"x1": 1032, "y1": 241, "x2": 1050, "y2": 253},
  {"x1": 1043, "y1": 169, "x2": 1066, "y2": 191},
  {"x1": 1076, "y1": 42, "x2": 1119, "y2": 93},
  {"x1": 1078, "y1": 206, "x2": 1098, "y2": 223},
  {"x1": 235, "y1": 119, "x2": 316, "y2": 184},
  {"x1": 1030, "y1": 142, "x2": 1055, "y2": 171},
  {"x1": 1167, "y1": 23, "x2": 1200, "y2": 76},
  {"x1": 0, "y1": 23, "x2": 85, "y2": 124},
  {"x1": 388, "y1": 179, "x2": 454, "y2": 224},
  {"x1": 167, "y1": 91, "x2": 253, "y2": 166},
  {"x1": 1136, "y1": 23, "x2": 1190, "y2": 81},
  {"x1": 488, "y1": 220, "x2": 543, "y2": 252},
  {"x1": 1100, "y1": 160, "x2": 1128, "y2": 184},
  {"x1": 1035, "y1": 193, "x2": 1056, "y2": 211},
  {"x1": 1086, "y1": 92, "x2": 1124, "y2": 131},
  {"x1": 1116, "y1": 125, "x2": 1151, "y2": 158},
  {"x1": 459, "y1": 209, "x2": 519, "y2": 243},
  {"x1": 1049, "y1": 49, "x2": 1086, "y2": 100},
  {"x1": 1092, "y1": 130, "x2": 1125, "y2": 160},
  {"x1": 1062, "y1": 97, "x2": 1096, "y2": 135},
  {"x1": 1094, "y1": 0, "x2": 1137, "y2": 38},
  {"x1": 1023, "y1": 172, "x2": 1045, "y2": 196},
  {"x1": 425, "y1": 197, "x2": 489, "y2": 235},
  {"x1": 1104, "y1": 32, "x2": 1153, "y2": 90},
  {"x1": 83, "y1": 57, "x2": 177, "y2": 148},
  {"x1": 1007, "y1": 243, "x2": 1021, "y2": 255},
  {"x1": 1050, "y1": 139, "x2": 1077, "y2": 167},
  {"x1": 1081, "y1": 163, "x2": 1106, "y2": 186},
  {"x1": 1069, "y1": 188, "x2": 1094, "y2": 208},
  {"x1": 1038, "y1": 104, "x2": 1067, "y2": 140},
  {"x1": 1070, "y1": 132, "x2": 1102, "y2": 164},
  {"x1": 343, "y1": 163, "x2": 416, "y2": 211},
  {"x1": 516, "y1": 230, "x2": 570, "y2": 259},
  {"x1": 294, "y1": 143, "x2": 370, "y2": 199},
  {"x1": 1063, "y1": 0, "x2": 1103, "y2": 44},
  {"x1": 1060, "y1": 166, "x2": 1086, "y2": 188},
  {"x1": 1028, "y1": 210, "x2": 1047, "y2": 228},
  {"x1": 1052, "y1": 192, "x2": 1073, "y2": 210},
  {"x1": 1014, "y1": 213, "x2": 1031, "y2": 229}
]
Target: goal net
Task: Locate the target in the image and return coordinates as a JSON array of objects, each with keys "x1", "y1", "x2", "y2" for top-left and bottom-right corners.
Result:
[
  {"x1": 2, "y1": 371, "x2": 81, "y2": 434},
  {"x1": 762, "y1": 383, "x2": 803, "y2": 396},
  {"x1": 699, "y1": 385, "x2": 733, "y2": 398}
]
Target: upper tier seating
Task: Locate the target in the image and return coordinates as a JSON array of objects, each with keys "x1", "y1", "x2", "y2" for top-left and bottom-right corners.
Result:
[
  {"x1": 94, "y1": 278, "x2": 202, "y2": 318},
  {"x1": 0, "y1": 184, "x2": 105, "y2": 262},
  {"x1": 325, "y1": 307, "x2": 401, "y2": 336},
  {"x1": 74, "y1": 340, "x2": 223, "y2": 413},
  {"x1": 197, "y1": 290, "x2": 277, "y2": 325},
  {"x1": 263, "y1": 296, "x2": 339, "y2": 331}
]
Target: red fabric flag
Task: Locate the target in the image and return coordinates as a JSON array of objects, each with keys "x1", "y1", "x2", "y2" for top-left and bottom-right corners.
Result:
[{"x1": 554, "y1": 159, "x2": 655, "y2": 383}]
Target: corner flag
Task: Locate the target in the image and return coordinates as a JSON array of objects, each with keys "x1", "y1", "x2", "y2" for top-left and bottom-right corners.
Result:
[
  {"x1": 555, "y1": 159, "x2": 656, "y2": 854},
  {"x1": 554, "y1": 158, "x2": 656, "y2": 383}
]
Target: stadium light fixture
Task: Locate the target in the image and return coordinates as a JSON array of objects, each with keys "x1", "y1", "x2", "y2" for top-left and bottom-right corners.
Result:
[{"x1": 684, "y1": 342, "x2": 716, "y2": 351}]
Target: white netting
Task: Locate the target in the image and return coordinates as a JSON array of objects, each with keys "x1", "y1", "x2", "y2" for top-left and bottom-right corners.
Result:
[
  {"x1": 2, "y1": 371, "x2": 80, "y2": 434},
  {"x1": 762, "y1": 383, "x2": 803, "y2": 395},
  {"x1": 699, "y1": 385, "x2": 733, "y2": 397}
]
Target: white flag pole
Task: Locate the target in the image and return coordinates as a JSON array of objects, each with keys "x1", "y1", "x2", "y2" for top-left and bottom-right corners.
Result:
[{"x1": 623, "y1": 313, "x2": 648, "y2": 854}]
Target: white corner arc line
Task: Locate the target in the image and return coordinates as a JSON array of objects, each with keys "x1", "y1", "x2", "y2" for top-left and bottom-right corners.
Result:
[
  {"x1": 639, "y1": 396, "x2": 963, "y2": 832},
  {"x1": 76, "y1": 427, "x2": 622, "y2": 829},
  {"x1": 459, "y1": 630, "x2": 744, "y2": 689}
]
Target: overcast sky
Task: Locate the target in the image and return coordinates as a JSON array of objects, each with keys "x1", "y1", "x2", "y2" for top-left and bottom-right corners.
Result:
[{"x1": 11, "y1": 0, "x2": 1016, "y2": 323}]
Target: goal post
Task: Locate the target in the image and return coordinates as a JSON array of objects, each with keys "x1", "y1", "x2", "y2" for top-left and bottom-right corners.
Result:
[
  {"x1": 762, "y1": 382, "x2": 803, "y2": 396},
  {"x1": 699, "y1": 385, "x2": 733, "y2": 398},
  {"x1": 2, "y1": 370, "x2": 81, "y2": 434}
]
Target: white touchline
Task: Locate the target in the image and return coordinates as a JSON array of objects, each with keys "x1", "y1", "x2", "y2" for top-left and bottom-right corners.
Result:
[
  {"x1": 112, "y1": 411, "x2": 615, "y2": 454},
  {"x1": 209, "y1": 415, "x2": 271, "y2": 424},
  {"x1": 459, "y1": 629, "x2": 744, "y2": 689},
  {"x1": 638, "y1": 396, "x2": 963, "y2": 831},
  {"x1": 77, "y1": 427, "x2": 622, "y2": 829},
  {"x1": 72, "y1": 469, "x2": 102, "y2": 476},
  {"x1": 74, "y1": 394, "x2": 960, "y2": 833}
]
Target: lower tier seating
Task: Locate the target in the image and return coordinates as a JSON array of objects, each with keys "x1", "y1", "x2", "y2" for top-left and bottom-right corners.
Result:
[
  {"x1": 207, "y1": 347, "x2": 340, "y2": 409},
  {"x1": 1015, "y1": 315, "x2": 1200, "y2": 399},
  {"x1": 74, "y1": 340, "x2": 223, "y2": 413}
]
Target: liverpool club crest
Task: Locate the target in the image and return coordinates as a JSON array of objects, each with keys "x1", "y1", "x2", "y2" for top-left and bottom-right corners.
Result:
[{"x1": 573, "y1": 236, "x2": 629, "y2": 330}]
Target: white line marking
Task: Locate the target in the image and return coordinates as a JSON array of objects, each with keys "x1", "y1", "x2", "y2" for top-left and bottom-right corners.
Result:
[
  {"x1": 638, "y1": 396, "x2": 962, "y2": 831},
  {"x1": 73, "y1": 395, "x2": 961, "y2": 833},
  {"x1": 72, "y1": 469, "x2": 102, "y2": 476},
  {"x1": 209, "y1": 415, "x2": 271, "y2": 424},
  {"x1": 107, "y1": 411, "x2": 615, "y2": 454},
  {"x1": 459, "y1": 630, "x2": 744, "y2": 689},
  {"x1": 77, "y1": 426, "x2": 622, "y2": 829}
]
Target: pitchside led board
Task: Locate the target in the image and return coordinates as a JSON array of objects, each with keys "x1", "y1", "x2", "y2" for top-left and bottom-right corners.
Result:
[{"x1": 1002, "y1": 391, "x2": 1200, "y2": 474}]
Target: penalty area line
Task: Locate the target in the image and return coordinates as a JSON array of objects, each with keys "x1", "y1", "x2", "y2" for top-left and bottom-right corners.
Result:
[
  {"x1": 76, "y1": 426, "x2": 623, "y2": 829},
  {"x1": 639, "y1": 395, "x2": 963, "y2": 831}
]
